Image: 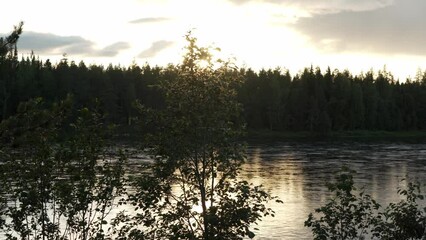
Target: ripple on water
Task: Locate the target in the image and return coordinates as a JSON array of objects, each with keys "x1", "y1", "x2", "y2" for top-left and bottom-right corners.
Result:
[{"x1": 243, "y1": 140, "x2": 426, "y2": 239}]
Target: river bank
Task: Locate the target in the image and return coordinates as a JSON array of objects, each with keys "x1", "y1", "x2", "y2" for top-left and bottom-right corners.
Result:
[
  {"x1": 112, "y1": 125, "x2": 426, "y2": 144},
  {"x1": 246, "y1": 130, "x2": 426, "y2": 142}
]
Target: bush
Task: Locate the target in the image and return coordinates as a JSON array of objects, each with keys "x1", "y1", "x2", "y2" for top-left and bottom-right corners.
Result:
[{"x1": 306, "y1": 168, "x2": 426, "y2": 240}]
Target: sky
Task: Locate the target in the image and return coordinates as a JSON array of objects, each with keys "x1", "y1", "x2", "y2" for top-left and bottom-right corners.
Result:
[{"x1": 2, "y1": 0, "x2": 426, "y2": 80}]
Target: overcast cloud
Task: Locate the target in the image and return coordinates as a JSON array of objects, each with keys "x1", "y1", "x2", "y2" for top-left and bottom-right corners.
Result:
[
  {"x1": 17, "y1": 32, "x2": 129, "y2": 57},
  {"x1": 18, "y1": 32, "x2": 91, "y2": 52},
  {"x1": 94, "y1": 42, "x2": 131, "y2": 57},
  {"x1": 229, "y1": 0, "x2": 395, "y2": 14},
  {"x1": 291, "y1": 0, "x2": 426, "y2": 55},
  {"x1": 129, "y1": 17, "x2": 170, "y2": 24},
  {"x1": 138, "y1": 40, "x2": 174, "y2": 58}
]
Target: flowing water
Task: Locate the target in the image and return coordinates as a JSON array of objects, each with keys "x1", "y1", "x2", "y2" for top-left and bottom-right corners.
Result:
[
  {"x1": 2, "y1": 140, "x2": 426, "y2": 239},
  {"x1": 240, "y1": 140, "x2": 426, "y2": 239}
]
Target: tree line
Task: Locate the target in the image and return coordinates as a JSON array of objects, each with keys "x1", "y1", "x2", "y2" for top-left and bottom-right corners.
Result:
[
  {"x1": 239, "y1": 67, "x2": 426, "y2": 132},
  {"x1": 1, "y1": 49, "x2": 426, "y2": 132}
]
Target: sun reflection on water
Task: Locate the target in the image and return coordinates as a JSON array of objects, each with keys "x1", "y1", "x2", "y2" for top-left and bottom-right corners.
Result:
[{"x1": 238, "y1": 142, "x2": 426, "y2": 239}]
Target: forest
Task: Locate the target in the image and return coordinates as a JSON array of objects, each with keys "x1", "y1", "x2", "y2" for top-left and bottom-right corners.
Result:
[{"x1": 1, "y1": 48, "x2": 426, "y2": 133}]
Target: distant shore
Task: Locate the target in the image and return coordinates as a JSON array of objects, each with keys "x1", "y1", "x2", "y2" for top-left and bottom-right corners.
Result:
[
  {"x1": 114, "y1": 126, "x2": 426, "y2": 143},
  {"x1": 246, "y1": 130, "x2": 426, "y2": 142}
]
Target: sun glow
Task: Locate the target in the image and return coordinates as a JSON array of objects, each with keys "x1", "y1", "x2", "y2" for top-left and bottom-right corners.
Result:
[
  {"x1": 191, "y1": 200, "x2": 212, "y2": 214},
  {"x1": 2, "y1": 0, "x2": 426, "y2": 80}
]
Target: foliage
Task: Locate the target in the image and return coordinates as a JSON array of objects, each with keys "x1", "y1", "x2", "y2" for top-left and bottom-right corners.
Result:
[
  {"x1": 113, "y1": 32, "x2": 277, "y2": 240},
  {"x1": 0, "y1": 97, "x2": 126, "y2": 240},
  {"x1": 0, "y1": 22, "x2": 23, "y2": 120},
  {"x1": 306, "y1": 168, "x2": 426, "y2": 240},
  {"x1": 0, "y1": 96, "x2": 70, "y2": 239},
  {"x1": 372, "y1": 181, "x2": 426, "y2": 239},
  {"x1": 305, "y1": 167, "x2": 381, "y2": 240}
]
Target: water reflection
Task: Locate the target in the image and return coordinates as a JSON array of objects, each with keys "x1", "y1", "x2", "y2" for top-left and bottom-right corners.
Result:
[
  {"x1": 3, "y1": 141, "x2": 424, "y2": 239},
  {"x1": 241, "y1": 141, "x2": 426, "y2": 239}
]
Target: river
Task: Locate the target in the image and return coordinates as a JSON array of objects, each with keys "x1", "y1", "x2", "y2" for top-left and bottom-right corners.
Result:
[
  {"x1": 2, "y1": 140, "x2": 425, "y2": 239},
  {"x1": 240, "y1": 140, "x2": 426, "y2": 239}
]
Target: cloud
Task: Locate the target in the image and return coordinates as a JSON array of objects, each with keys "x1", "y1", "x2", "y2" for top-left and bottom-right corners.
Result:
[
  {"x1": 291, "y1": 0, "x2": 426, "y2": 55},
  {"x1": 229, "y1": 0, "x2": 394, "y2": 14},
  {"x1": 63, "y1": 41, "x2": 95, "y2": 55},
  {"x1": 15, "y1": 31, "x2": 129, "y2": 57},
  {"x1": 129, "y1": 17, "x2": 170, "y2": 24},
  {"x1": 138, "y1": 40, "x2": 174, "y2": 58},
  {"x1": 18, "y1": 32, "x2": 92, "y2": 53},
  {"x1": 94, "y1": 42, "x2": 131, "y2": 57}
]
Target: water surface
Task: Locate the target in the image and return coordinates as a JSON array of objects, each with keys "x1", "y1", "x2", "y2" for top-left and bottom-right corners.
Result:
[{"x1": 241, "y1": 141, "x2": 426, "y2": 239}]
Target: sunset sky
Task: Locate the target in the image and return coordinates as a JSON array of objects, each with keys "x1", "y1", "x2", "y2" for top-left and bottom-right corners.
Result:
[{"x1": 2, "y1": 0, "x2": 426, "y2": 80}]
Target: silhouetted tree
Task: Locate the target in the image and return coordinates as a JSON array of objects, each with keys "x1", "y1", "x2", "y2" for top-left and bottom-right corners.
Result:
[
  {"x1": 0, "y1": 22, "x2": 23, "y2": 120},
  {"x1": 115, "y1": 33, "x2": 277, "y2": 240}
]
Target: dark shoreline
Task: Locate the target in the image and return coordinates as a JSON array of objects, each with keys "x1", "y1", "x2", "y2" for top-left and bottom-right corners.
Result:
[
  {"x1": 246, "y1": 130, "x2": 426, "y2": 143},
  {"x1": 113, "y1": 126, "x2": 426, "y2": 144}
]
